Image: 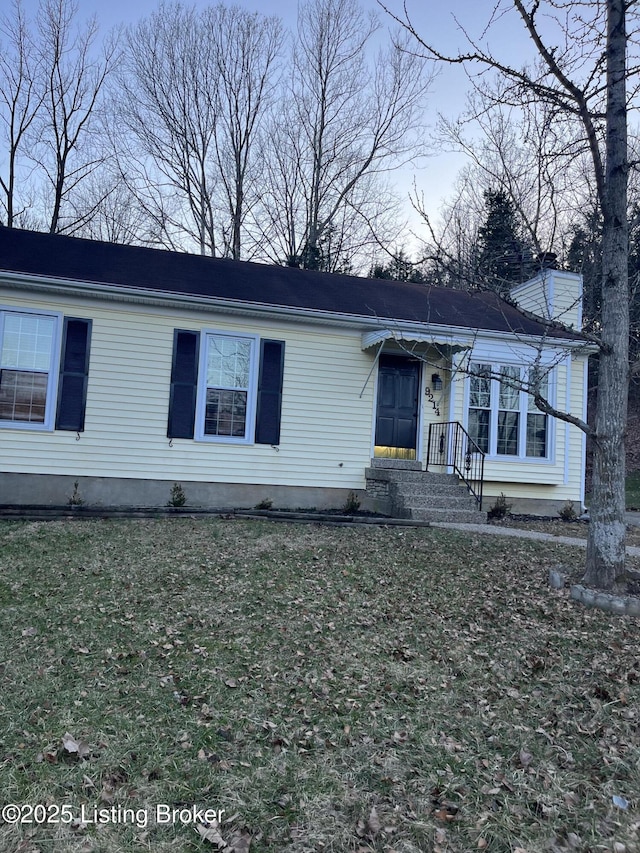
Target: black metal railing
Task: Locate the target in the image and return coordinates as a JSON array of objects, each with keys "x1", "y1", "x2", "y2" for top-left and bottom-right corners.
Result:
[{"x1": 426, "y1": 421, "x2": 485, "y2": 510}]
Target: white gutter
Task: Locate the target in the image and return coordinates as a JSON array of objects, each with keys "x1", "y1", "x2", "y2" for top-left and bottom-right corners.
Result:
[{"x1": 0, "y1": 269, "x2": 597, "y2": 352}]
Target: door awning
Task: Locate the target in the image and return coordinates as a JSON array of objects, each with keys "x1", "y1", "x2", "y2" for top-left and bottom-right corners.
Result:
[
  {"x1": 361, "y1": 329, "x2": 471, "y2": 352},
  {"x1": 358, "y1": 330, "x2": 470, "y2": 397}
]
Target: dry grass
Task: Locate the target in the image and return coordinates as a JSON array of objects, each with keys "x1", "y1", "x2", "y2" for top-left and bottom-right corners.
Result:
[
  {"x1": 0, "y1": 518, "x2": 638, "y2": 853},
  {"x1": 494, "y1": 516, "x2": 640, "y2": 548}
]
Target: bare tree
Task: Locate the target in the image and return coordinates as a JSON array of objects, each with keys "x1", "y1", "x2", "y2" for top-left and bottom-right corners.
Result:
[
  {"x1": 436, "y1": 92, "x2": 588, "y2": 257},
  {"x1": 204, "y1": 4, "x2": 283, "y2": 260},
  {"x1": 384, "y1": 0, "x2": 634, "y2": 589},
  {"x1": 412, "y1": 173, "x2": 537, "y2": 293},
  {"x1": 0, "y1": 0, "x2": 44, "y2": 227},
  {"x1": 117, "y1": 2, "x2": 282, "y2": 258},
  {"x1": 116, "y1": 4, "x2": 219, "y2": 254},
  {"x1": 256, "y1": 0, "x2": 432, "y2": 270},
  {"x1": 414, "y1": 87, "x2": 603, "y2": 293},
  {"x1": 29, "y1": 0, "x2": 117, "y2": 234},
  {"x1": 71, "y1": 170, "x2": 146, "y2": 244}
]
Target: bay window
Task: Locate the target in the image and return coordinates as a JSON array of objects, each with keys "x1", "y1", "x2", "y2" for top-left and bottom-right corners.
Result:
[
  {"x1": 526, "y1": 369, "x2": 549, "y2": 458},
  {"x1": 467, "y1": 362, "x2": 551, "y2": 459}
]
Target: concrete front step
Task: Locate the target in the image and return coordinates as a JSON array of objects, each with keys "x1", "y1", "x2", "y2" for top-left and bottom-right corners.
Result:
[
  {"x1": 393, "y1": 482, "x2": 473, "y2": 498},
  {"x1": 369, "y1": 458, "x2": 422, "y2": 470},
  {"x1": 409, "y1": 507, "x2": 488, "y2": 524},
  {"x1": 365, "y1": 467, "x2": 457, "y2": 485},
  {"x1": 395, "y1": 493, "x2": 479, "y2": 511},
  {"x1": 365, "y1": 464, "x2": 485, "y2": 522}
]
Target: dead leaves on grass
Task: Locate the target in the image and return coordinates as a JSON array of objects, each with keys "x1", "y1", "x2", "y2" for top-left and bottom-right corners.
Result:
[
  {"x1": 37, "y1": 732, "x2": 91, "y2": 763},
  {"x1": 195, "y1": 820, "x2": 226, "y2": 846},
  {"x1": 62, "y1": 732, "x2": 91, "y2": 759},
  {"x1": 355, "y1": 805, "x2": 382, "y2": 840},
  {"x1": 3, "y1": 521, "x2": 640, "y2": 853},
  {"x1": 196, "y1": 817, "x2": 251, "y2": 852}
]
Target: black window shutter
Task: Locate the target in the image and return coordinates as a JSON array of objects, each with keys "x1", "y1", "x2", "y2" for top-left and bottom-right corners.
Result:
[
  {"x1": 55, "y1": 317, "x2": 92, "y2": 431},
  {"x1": 167, "y1": 330, "x2": 200, "y2": 439},
  {"x1": 255, "y1": 339, "x2": 285, "y2": 445}
]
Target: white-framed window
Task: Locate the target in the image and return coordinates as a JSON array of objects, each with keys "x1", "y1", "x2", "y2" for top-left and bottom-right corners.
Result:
[
  {"x1": 0, "y1": 309, "x2": 61, "y2": 430},
  {"x1": 526, "y1": 367, "x2": 550, "y2": 458},
  {"x1": 195, "y1": 331, "x2": 259, "y2": 443},
  {"x1": 497, "y1": 366, "x2": 521, "y2": 456},
  {"x1": 467, "y1": 361, "x2": 552, "y2": 459},
  {"x1": 468, "y1": 363, "x2": 491, "y2": 453}
]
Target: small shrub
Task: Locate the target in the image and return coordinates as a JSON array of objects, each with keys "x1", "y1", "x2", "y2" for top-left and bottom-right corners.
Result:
[
  {"x1": 341, "y1": 491, "x2": 361, "y2": 515},
  {"x1": 558, "y1": 500, "x2": 578, "y2": 522},
  {"x1": 68, "y1": 480, "x2": 83, "y2": 507},
  {"x1": 487, "y1": 492, "x2": 511, "y2": 520},
  {"x1": 255, "y1": 498, "x2": 273, "y2": 510},
  {"x1": 167, "y1": 483, "x2": 187, "y2": 507}
]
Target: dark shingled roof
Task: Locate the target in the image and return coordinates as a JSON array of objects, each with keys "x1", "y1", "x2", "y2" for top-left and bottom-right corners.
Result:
[{"x1": 0, "y1": 227, "x2": 581, "y2": 340}]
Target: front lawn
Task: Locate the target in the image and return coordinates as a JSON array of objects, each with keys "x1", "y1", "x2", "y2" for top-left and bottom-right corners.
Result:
[{"x1": 0, "y1": 519, "x2": 638, "y2": 853}]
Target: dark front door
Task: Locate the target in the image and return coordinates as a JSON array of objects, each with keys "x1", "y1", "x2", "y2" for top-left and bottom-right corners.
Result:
[{"x1": 374, "y1": 355, "x2": 420, "y2": 458}]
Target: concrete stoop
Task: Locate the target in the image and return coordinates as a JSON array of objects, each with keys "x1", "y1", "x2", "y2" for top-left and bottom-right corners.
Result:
[{"x1": 365, "y1": 464, "x2": 487, "y2": 524}]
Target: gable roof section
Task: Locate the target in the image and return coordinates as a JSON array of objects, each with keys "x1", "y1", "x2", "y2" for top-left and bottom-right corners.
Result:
[{"x1": 0, "y1": 227, "x2": 583, "y2": 342}]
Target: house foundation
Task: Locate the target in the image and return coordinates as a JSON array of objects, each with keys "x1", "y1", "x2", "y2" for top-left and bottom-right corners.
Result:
[{"x1": 0, "y1": 472, "x2": 364, "y2": 512}]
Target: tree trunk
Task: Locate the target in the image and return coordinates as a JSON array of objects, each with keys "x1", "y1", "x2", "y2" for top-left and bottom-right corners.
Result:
[
  {"x1": 49, "y1": 166, "x2": 64, "y2": 234},
  {"x1": 232, "y1": 153, "x2": 243, "y2": 261},
  {"x1": 583, "y1": 0, "x2": 629, "y2": 589},
  {"x1": 7, "y1": 147, "x2": 15, "y2": 227}
]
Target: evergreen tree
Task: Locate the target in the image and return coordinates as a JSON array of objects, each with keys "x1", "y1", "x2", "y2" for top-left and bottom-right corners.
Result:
[
  {"x1": 287, "y1": 227, "x2": 354, "y2": 274},
  {"x1": 370, "y1": 249, "x2": 426, "y2": 283},
  {"x1": 476, "y1": 189, "x2": 534, "y2": 294}
]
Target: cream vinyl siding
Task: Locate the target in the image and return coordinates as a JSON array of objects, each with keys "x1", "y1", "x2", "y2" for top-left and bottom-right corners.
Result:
[
  {"x1": 565, "y1": 355, "x2": 588, "y2": 499},
  {"x1": 418, "y1": 353, "x2": 450, "y2": 459},
  {"x1": 450, "y1": 357, "x2": 466, "y2": 432},
  {"x1": 0, "y1": 290, "x2": 376, "y2": 489},
  {"x1": 510, "y1": 269, "x2": 582, "y2": 328},
  {"x1": 552, "y1": 273, "x2": 583, "y2": 329},
  {"x1": 510, "y1": 275, "x2": 553, "y2": 320}
]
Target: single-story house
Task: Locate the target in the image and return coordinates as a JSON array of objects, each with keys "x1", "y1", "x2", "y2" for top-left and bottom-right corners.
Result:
[{"x1": 0, "y1": 226, "x2": 592, "y2": 516}]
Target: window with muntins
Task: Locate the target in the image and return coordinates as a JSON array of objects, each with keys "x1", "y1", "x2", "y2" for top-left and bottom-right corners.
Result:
[
  {"x1": 497, "y1": 366, "x2": 520, "y2": 455},
  {"x1": 0, "y1": 311, "x2": 57, "y2": 426},
  {"x1": 200, "y1": 332, "x2": 257, "y2": 442},
  {"x1": 468, "y1": 363, "x2": 491, "y2": 453},
  {"x1": 526, "y1": 368, "x2": 549, "y2": 458},
  {"x1": 167, "y1": 330, "x2": 285, "y2": 444},
  {"x1": 467, "y1": 361, "x2": 551, "y2": 459}
]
